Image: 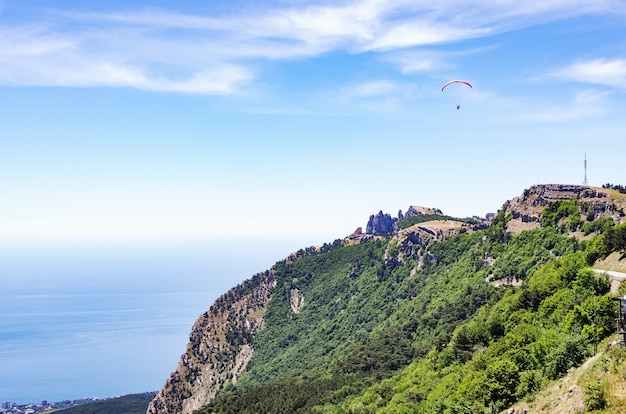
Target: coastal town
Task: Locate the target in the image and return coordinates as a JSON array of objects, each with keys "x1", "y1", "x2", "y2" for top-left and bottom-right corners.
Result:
[{"x1": 1, "y1": 398, "x2": 101, "y2": 414}]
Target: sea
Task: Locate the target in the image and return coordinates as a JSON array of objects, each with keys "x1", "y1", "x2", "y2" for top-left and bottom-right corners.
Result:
[{"x1": 0, "y1": 237, "x2": 312, "y2": 405}]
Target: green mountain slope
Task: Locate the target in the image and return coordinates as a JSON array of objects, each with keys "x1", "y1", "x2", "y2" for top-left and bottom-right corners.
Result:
[
  {"x1": 150, "y1": 184, "x2": 626, "y2": 414},
  {"x1": 52, "y1": 393, "x2": 155, "y2": 414},
  {"x1": 503, "y1": 344, "x2": 626, "y2": 414}
]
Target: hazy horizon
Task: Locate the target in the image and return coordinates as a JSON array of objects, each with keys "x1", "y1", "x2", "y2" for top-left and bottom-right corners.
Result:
[{"x1": 0, "y1": 236, "x2": 322, "y2": 405}]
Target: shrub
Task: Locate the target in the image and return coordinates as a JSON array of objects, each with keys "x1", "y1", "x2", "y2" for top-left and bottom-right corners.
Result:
[{"x1": 580, "y1": 375, "x2": 606, "y2": 411}]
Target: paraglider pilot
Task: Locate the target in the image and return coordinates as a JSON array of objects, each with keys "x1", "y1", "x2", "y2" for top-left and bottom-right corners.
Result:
[{"x1": 441, "y1": 80, "x2": 472, "y2": 111}]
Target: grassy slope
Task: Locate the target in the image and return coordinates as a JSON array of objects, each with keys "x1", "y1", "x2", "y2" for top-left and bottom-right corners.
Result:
[
  {"x1": 503, "y1": 343, "x2": 626, "y2": 413},
  {"x1": 595, "y1": 252, "x2": 626, "y2": 273}
]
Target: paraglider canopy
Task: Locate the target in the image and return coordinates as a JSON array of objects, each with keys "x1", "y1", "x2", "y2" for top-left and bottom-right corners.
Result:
[
  {"x1": 441, "y1": 80, "x2": 472, "y2": 91},
  {"x1": 442, "y1": 80, "x2": 472, "y2": 109}
]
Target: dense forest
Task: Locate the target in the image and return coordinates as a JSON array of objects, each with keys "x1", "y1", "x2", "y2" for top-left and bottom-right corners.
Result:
[
  {"x1": 54, "y1": 393, "x2": 156, "y2": 414},
  {"x1": 193, "y1": 196, "x2": 626, "y2": 413}
]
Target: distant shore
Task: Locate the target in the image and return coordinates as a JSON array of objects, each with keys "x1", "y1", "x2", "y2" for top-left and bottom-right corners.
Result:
[{"x1": 1, "y1": 393, "x2": 155, "y2": 414}]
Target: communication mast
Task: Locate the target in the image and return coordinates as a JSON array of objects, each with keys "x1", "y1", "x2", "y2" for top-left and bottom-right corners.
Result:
[{"x1": 583, "y1": 153, "x2": 588, "y2": 186}]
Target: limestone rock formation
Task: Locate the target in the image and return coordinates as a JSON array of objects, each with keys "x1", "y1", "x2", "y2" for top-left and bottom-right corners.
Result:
[
  {"x1": 404, "y1": 206, "x2": 443, "y2": 217},
  {"x1": 504, "y1": 184, "x2": 625, "y2": 234},
  {"x1": 147, "y1": 272, "x2": 276, "y2": 414},
  {"x1": 365, "y1": 206, "x2": 445, "y2": 235},
  {"x1": 366, "y1": 210, "x2": 396, "y2": 235}
]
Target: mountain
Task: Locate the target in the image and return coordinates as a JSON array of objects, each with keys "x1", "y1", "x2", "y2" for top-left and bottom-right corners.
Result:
[{"x1": 147, "y1": 184, "x2": 626, "y2": 414}]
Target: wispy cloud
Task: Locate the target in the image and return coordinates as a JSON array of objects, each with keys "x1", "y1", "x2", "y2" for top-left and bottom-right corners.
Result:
[
  {"x1": 383, "y1": 45, "x2": 496, "y2": 76},
  {"x1": 325, "y1": 78, "x2": 419, "y2": 115},
  {"x1": 549, "y1": 58, "x2": 626, "y2": 89},
  {"x1": 343, "y1": 79, "x2": 399, "y2": 97},
  {"x1": 0, "y1": 0, "x2": 623, "y2": 94},
  {"x1": 516, "y1": 88, "x2": 610, "y2": 122},
  {"x1": 0, "y1": 26, "x2": 254, "y2": 93}
]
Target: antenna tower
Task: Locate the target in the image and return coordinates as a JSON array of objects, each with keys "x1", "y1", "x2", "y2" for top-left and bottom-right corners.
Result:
[{"x1": 583, "y1": 153, "x2": 588, "y2": 186}]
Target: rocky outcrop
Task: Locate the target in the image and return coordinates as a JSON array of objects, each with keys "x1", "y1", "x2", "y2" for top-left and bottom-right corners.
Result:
[
  {"x1": 147, "y1": 271, "x2": 276, "y2": 414},
  {"x1": 504, "y1": 184, "x2": 625, "y2": 234},
  {"x1": 290, "y1": 288, "x2": 304, "y2": 314},
  {"x1": 366, "y1": 206, "x2": 445, "y2": 235},
  {"x1": 404, "y1": 206, "x2": 443, "y2": 217},
  {"x1": 366, "y1": 210, "x2": 396, "y2": 235},
  {"x1": 385, "y1": 219, "x2": 471, "y2": 272}
]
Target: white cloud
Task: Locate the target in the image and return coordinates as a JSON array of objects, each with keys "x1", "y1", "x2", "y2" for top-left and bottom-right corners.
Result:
[
  {"x1": 395, "y1": 57, "x2": 438, "y2": 73},
  {"x1": 383, "y1": 45, "x2": 495, "y2": 75},
  {"x1": 324, "y1": 78, "x2": 420, "y2": 115},
  {"x1": 344, "y1": 79, "x2": 398, "y2": 97},
  {"x1": 0, "y1": 0, "x2": 624, "y2": 93},
  {"x1": 366, "y1": 21, "x2": 489, "y2": 51},
  {"x1": 0, "y1": 25, "x2": 254, "y2": 93},
  {"x1": 551, "y1": 59, "x2": 626, "y2": 89}
]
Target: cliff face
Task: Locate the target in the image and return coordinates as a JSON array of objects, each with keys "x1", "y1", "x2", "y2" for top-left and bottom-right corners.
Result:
[
  {"x1": 147, "y1": 271, "x2": 276, "y2": 414},
  {"x1": 366, "y1": 206, "x2": 445, "y2": 235},
  {"x1": 366, "y1": 210, "x2": 395, "y2": 235},
  {"x1": 504, "y1": 184, "x2": 625, "y2": 233}
]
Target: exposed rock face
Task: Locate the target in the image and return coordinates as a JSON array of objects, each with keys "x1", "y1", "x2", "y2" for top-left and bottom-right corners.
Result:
[
  {"x1": 147, "y1": 271, "x2": 276, "y2": 414},
  {"x1": 366, "y1": 210, "x2": 396, "y2": 235},
  {"x1": 394, "y1": 220, "x2": 470, "y2": 269},
  {"x1": 504, "y1": 184, "x2": 625, "y2": 233},
  {"x1": 290, "y1": 288, "x2": 304, "y2": 313},
  {"x1": 405, "y1": 206, "x2": 443, "y2": 217},
  {"x1": 366, "y1": 206, "x2": 444, "y2": 235}
]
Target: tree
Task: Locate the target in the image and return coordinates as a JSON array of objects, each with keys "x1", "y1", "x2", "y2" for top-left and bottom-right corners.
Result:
[
  {"x1": 604, "y1": 223, "x2": 626, "y2": 257},
  {"x1": 544, "y1": 334, "x2": 589, "y2": 380},
  {"x1": 485, "y1": 359, "x2": 520, "y2": 406}
]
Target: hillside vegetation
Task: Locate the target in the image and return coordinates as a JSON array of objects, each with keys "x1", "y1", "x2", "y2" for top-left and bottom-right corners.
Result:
[
  {"x1": 141, "y1": 185, "x2": 626, "y2": 414},
  {"x1": 155, "y1": 185, "x2": 626, "y2": 414},
  {"x1": 51, "y1": 393, "x2": 155, "y2": 414},
  {"x1": 503, "y1": 344, "x2": 626, "y2": 413}
]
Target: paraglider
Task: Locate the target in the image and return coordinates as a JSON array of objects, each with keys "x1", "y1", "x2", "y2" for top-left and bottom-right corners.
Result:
[
  {"x1": 441, "y1": 80, "x2": 472, "y2": 91},
  {"x1": 441, "y1": 80, "x2": 472, "y2": 110}
]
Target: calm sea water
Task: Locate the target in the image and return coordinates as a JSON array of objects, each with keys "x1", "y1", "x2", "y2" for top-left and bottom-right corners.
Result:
[{"x1": 0, "y1": 237, "x2": 309, "y2": 405}]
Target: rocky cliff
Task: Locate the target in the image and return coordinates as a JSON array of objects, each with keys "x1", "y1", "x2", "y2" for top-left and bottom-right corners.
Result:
[
  {"x1": 504, "y1": 184, "x2": 625, "y2": 234},
  {"x1": 147, "y1": 272, "x2": 276, "y2": 414},
  {"x1": 366, "y1": 206, "x2": 445, "y2": 235}
]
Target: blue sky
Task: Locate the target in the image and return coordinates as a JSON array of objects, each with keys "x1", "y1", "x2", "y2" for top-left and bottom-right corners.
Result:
[{"x1": 1, "y1": 0, "x2": 626, "y2": 245}]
